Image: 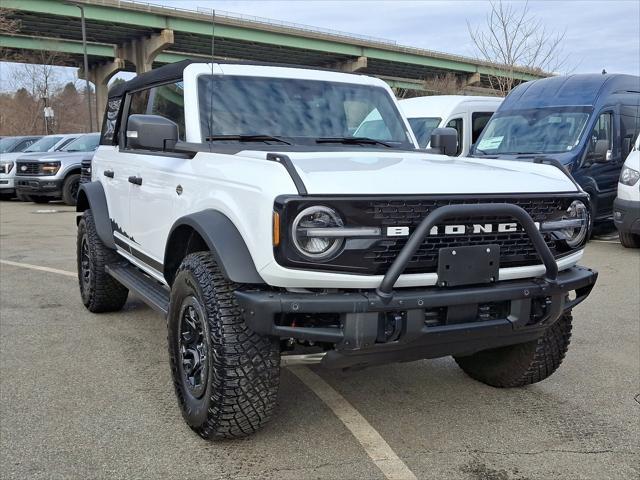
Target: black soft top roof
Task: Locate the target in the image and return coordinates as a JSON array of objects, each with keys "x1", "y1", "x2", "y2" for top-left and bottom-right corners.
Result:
[
  {"x1": 107, "y1": 59, "x2": 364, "y2": 99},
  {"x1": 108, "y1": 60, "x2": 194, "y2": 98}
]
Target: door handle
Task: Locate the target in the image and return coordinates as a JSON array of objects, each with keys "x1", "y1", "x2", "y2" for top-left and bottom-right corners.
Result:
[
  {"x1": 103, "y1": 170, "x2": 114, "y2": 178},
  {"x1": 128, "y1": 176, "x2": 142, "y2": 185}
]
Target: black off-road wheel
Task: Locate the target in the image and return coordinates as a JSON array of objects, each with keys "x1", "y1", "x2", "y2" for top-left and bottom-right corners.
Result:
[
  {"x1": 454, "y1": 313, "x2": 573, "y2": 388},
  {"x1": 77, "y1": 209, "x2": 129, "y2": 312},
  {"x1": 619, "y1": 231, "x2": 640, "y2": 248},
  {"x1": 168, "y1": 252, "x2": 280, "y2": 440},
  {"x1": 62, "y1": 173, "x2": 81, "y2": 206}
]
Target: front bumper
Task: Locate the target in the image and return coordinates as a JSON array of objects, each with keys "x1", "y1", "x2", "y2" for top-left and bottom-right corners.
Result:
[
  {"x1": 0, "y1": 176, "x2": 15, "y2": 193},
  {"x1": 240, "y1": 202, "x2": 596, "y2": 369},
  {"x1": 613, "y1": 198, "x2": 640, "y2": 235},
  {"x1": 15, "y1": 176, "x2": 63, "y2": 197}
]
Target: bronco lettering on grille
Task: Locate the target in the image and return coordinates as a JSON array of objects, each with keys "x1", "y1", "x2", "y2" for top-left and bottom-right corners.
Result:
[{"x1": 386, "y1": 222, "x2": 541, "y2": 237}]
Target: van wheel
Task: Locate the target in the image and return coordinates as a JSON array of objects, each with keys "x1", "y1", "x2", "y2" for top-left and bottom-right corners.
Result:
[
  {"x1": 62, "y1": 173, "x2": 81, "y2": 206},
  {"x1": 619, "y1": 231, "x2": 640, "y2": 248},
  {"x1": 77, "y1": 209, "x2": 129, "y2": 312},
  {"x1": 168, "y1": 252, "x2": 280, "y2": 439},
  {"x1": 454, "y1": 313, "x2": 572, "y2": 387}
]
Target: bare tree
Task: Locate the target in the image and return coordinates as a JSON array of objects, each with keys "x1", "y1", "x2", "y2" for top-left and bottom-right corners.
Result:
[
  {"x1": 468, "y1": 0, "x2": 569, "y2": 95},
  {"x1": 423, "y1": 73, "x2": 463, "y2": 95},
  {"x1": 0, "y1": 8, "x2": 21, "y2": 61}
]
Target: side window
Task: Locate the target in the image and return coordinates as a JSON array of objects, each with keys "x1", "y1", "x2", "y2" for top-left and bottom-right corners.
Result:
[
  {"x1": 620, "y1": 109, "x2": 639, "y2": 159},
  {"x1": 472, "y1": 112, "x2": 494, "y2": 145},
  {"x1": 149, "y1": 82, "x2": 185, "y2": 141},
  {"x1": 446, "y1": 117, "x2": 463, "y2": 155},
  {"x1": 585, "y1": 112, "x2": 612, "y2": 163},
  {"x1": 16, "y1": 139, "x2": 36, "y2": 151},
  {"x1": 100, "y1": 97, "x2": 122, "y2": 145},
  {"x1": 124, "y1": 89, "x2": 150, "y2": 148}
]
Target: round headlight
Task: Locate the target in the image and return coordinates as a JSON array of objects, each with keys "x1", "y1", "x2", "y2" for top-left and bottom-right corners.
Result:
[
  {"x1": 561, "y1": 200, "x2": 589, "y2": 248},
  {"x1": 291, "y1": 206, "x2": 344, "y2": 260}
]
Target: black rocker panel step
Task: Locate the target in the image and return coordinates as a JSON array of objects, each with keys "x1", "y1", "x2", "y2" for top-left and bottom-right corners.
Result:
[{"x1": 106, "y1": 263, "x2": 169, "y2": 315}]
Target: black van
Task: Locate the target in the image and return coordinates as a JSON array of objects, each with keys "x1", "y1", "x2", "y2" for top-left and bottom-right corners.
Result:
[{"x1": 470, "y1": 74, "x2": 640, "y2": 223}]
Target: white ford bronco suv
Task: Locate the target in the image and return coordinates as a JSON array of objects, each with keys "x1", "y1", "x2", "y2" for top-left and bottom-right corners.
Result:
[{"x1": 76, "y1": 60, "x2": 598, "y2": 440}]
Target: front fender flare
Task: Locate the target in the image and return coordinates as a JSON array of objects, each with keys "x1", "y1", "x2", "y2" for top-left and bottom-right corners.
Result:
[
  {"x1": 76, "y1": 181, "x2": 115, "y2": 249},
  {"x1": 165, "y1": 210, "x2": 265, "y2": 284}
]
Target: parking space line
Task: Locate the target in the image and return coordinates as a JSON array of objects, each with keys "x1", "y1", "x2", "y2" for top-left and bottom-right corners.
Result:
[
  {"x1": 288, "y1": 365, "x2": 418, "y2": 480},
  {"x1": 0, "y1": 259, "x2": 76, "y2": 278}
]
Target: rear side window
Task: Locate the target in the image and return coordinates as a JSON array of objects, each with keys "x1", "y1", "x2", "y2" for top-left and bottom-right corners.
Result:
[
  {"x1": 471, "y1": 112, "x2": 494, "y2": 145},
  {"x1": 446, "y1": 117, "x2": 463, "y2": 155},
  {"x1": 101, "y1": 97, "x2": 122, "y2": 145},
  {"x1": 620, "y1": 106, "x2": 640, "y2": 158},
  {"x1": 149, "y1": 82, "x2": 185, "y2": 140}
]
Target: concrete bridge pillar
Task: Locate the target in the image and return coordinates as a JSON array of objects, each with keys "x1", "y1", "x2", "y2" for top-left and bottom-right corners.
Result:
[
  {"x1": 330, "y1": 56, "x2": 368, "y2": 73},
  {"x1": 80, "y1": 58, "x2": 126, "y2": 130},
  {"x1": 118, "y1": 29, "x2": 174, "y2": 74}
]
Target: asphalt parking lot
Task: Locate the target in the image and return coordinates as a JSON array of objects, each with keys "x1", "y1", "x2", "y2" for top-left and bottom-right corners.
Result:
[{"x1": 0, "y1": 199, "x2": 638, "y2": 480}]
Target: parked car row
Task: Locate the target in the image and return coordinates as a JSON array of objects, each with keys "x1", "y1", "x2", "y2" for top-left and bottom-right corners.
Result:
[{"x1": 0, "y1": 132, "x2": 99, "y2": 205}]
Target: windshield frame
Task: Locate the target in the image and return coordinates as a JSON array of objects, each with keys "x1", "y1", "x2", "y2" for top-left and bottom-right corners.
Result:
[
  {"x1": 194, "y1": 73, "x2": 416, "y2": 150},
  {"x1": 473, "y1": 106, "x2": 593, "y2": 156}
]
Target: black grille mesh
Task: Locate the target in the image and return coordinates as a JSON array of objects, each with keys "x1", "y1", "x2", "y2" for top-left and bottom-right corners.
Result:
[
  {"x1": 15, "y1": 162, "x2": 41, "y2": 175},
  {"x1": 362, "y1": 197, "x2": 565, "y2": 274}
]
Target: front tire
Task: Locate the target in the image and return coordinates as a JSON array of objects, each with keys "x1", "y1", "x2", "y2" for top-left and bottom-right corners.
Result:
[
  {"x1": 62, "y1": 173, "x2": 80, "y2": 206},
  {"x1": 77, "y1": 209, "x2": 129, "y2": 312},
  {"x1": 619, "y1": 231, "x2": 640, "y2": 248},
  {"x1": 168, "y1": 252, "x2": 280, "y2": 439},
  {"x1": 454, "y1": 313, "x2": 573, "y2": 388}
]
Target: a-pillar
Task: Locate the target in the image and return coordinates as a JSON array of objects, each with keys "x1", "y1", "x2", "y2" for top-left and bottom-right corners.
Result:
[
  {"x1": 81, "y1": 58, "x2": 126, "y2": 130},
  {"x1": 118, "y1": 29, "x2": 174, "y2": 74}
]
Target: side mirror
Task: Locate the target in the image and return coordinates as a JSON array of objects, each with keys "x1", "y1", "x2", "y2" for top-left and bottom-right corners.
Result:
[
  {"x1": 126, "y1": 114, "x2": 178, "y2": 151},
  {"x1": 430, "y1": 127, "x2": 458, "y2": 156}
]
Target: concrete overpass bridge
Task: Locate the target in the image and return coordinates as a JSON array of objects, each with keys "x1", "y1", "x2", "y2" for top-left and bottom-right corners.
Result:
[{"x1": 1, "y1": 0, "x2": 546, "y2": 125}]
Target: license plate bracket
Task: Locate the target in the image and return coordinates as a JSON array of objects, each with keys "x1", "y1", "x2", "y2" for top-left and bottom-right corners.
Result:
[{"x1": 437, "y1": 244, "x2": 500, "y2": 287}]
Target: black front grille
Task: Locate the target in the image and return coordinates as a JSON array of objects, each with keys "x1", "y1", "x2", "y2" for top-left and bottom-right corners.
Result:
[
  {"x1": 16, "y1": 162, "x2": 41, "y2": 175},
  {"x1": 362, "y1": 197, "x2": 563, "y2": 273},
  {"x1": 275, "y1": 194, "x2": 583, "y2": 275}
]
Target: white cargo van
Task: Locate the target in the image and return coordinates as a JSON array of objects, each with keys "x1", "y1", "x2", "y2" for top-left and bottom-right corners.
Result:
[{"x1": 400, "y1": 95, "x2": 503, "y2": 155}]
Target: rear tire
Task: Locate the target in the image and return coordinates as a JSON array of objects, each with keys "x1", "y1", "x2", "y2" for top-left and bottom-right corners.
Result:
[
  {"x1": 167, "y1": 252, "x2": 280, "y2": 439},
  {"x1": 62, "y1": 173, "x2": 80, "y2": 206},
  {"x1": 619, "y1": 231, "x2": 640, "y2": 248},
  {"x1": 454, "y1": 313, "x2": 573, "y2": 388},
  {"x1": 77, "y1": 209, "x2": 129, "y2": 312}
]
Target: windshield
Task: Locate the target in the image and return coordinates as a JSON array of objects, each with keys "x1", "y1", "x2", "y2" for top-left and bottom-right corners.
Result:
[
  {"x1": 0, "y1": 137, "x2": 19, "y2": 153},
  {"x1": 474, "y1": 107, "x2": 591, "y2": 155},
  {"x1": 24, "y1": 136, "x2": 63, "y2": 153},
  {"x1": 62, "y1": 134, "x2": 100, "y2": 152},
  {"x1": 407, "y1": 117, "x2": 442, "y2": 147},
  {"x1": 198, "y1": 75, "x2": 413, "y2": 149}
]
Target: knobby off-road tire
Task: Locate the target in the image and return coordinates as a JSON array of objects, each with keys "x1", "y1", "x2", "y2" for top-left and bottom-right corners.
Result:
[
  {"x1": 168, "y1": 252, "x2": 280, "y2": 440},
  {"x1": 619, "y1": 231, "x2": 640, "y2": 248},
  {"x1": 77, "y1": 209, "x2": 129, "y2": 312},
  {"x1": 454, "y1": 313, "x2": 573, "y2": 388},
  {"x1": 62, "y1": 173, "x2": 81, "y2": 206}
]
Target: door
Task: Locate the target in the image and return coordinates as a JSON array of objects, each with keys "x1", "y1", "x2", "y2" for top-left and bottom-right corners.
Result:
[
  {"x1": 581, "y1": 110, "x2": 621, "y2": 219},
  {"x1": 128, "y1": 81, "x2": 187, "y2": 271}
]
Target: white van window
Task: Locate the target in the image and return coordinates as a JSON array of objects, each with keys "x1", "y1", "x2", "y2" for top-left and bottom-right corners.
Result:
[
  {"x1": 472, "y1": 112, "x2": 494, "y2": 145},
  {"x1": 407, "y1": 117, "x2": 441, "y2": 147}
]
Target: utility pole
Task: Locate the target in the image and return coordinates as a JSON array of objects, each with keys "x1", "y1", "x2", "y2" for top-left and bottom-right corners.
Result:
[{"x1": 66, "y1": 2, "x2": 94, "y2": 132}]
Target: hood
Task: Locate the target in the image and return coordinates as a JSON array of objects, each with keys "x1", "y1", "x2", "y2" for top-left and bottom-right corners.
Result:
[
  {"x1": 241, "y1": 150, "x2": 578, "y2": 195},
  {"x1": 16, "y1": 151, "x2": 94, "y2": 162}
]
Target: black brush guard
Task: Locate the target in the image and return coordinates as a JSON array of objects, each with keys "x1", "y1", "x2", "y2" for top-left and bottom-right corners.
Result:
[{"x1": 235, "y1": 203, "x2": 597, "y2": 369}]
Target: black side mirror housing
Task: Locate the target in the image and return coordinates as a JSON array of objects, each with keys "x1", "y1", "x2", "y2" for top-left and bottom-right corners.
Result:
[
  {"x1": 430, "y1": 127, "x2": 458, "y2": 156},
  {"x1": 126, "y1": 114, "x2": 179, "y2": 151}
]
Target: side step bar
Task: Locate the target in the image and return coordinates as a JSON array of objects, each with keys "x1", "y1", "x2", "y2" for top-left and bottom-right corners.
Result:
[{"x1": 106, "y1": 263, "x2": 170, "y2": 315}]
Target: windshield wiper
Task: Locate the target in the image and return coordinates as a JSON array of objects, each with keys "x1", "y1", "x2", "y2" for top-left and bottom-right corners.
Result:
[
  {"x1": 316, "y1": 136, "x2": 392, "y2": 148},
  {"x1": 206, "y1": 134, "x2": 291, "y2": 145}
]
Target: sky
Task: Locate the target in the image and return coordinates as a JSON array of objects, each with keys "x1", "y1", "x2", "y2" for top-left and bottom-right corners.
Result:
[{"x1": 1, "y1": 0, "x2": 639, "y2": 90}]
